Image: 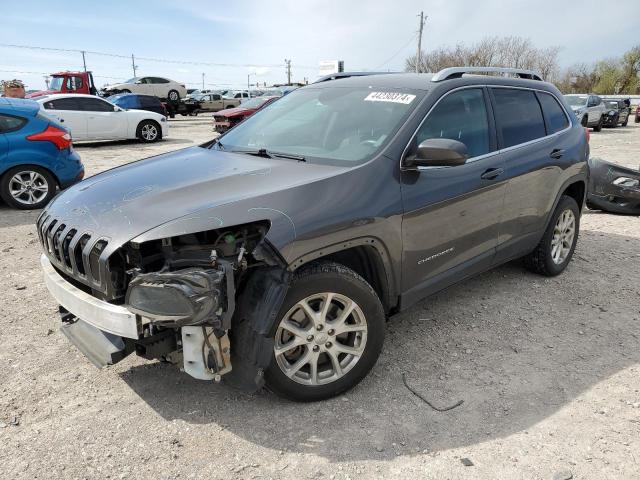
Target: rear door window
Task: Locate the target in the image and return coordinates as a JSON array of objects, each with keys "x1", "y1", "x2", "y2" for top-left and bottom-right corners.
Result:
[
  {"x1": 537, "y1": 92, "x2": 569, "y2": 134},
  {"x1": 45, "y1": 98, "x2": 82, "y2": 111},
  {"x1": 415, "y1": 88, "x2": 491, "y2": 159},
  {"x1": 491, "y1": 88, "x2": 546, "y2": 148},
  {"x1": 78, "y1": 98, "x2": 115, "y2": 112},
  {"x1": 0, "y1": 114, "x2": 27, "y2": 133}
]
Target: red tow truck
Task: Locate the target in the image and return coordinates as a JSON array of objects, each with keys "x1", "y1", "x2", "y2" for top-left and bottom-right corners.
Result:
[{"x1": 26, "y1": 71, "x2": 98, "y2": 99}]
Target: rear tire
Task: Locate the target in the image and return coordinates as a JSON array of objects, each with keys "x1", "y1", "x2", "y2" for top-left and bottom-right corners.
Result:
[
  {"x1": 0, "y1": 166, "x2": 57, "y2": 210},
  {"x1": 167, "y1": 90, "x2": 180, "y2": 103},
  {"x1": 136, "y1": 120, "x2": 161, "y2": 143},
  {"x1": 622, "y1": 117, "x2": 628, "y2": 127},
  {"x1": 263, "y1": 262, "x2": 385, "y2": 402},
  {"x1": 523, "y1": 195, "x2": 580, "y2": 276}
]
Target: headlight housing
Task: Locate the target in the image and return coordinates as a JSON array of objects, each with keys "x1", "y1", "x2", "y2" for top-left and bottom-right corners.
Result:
[
  {"x1": 126, "y1": 268, "x2": 225, "y2": 326},
  {"x1": 612, "y1": 177, "x2": 640, "y2": 188}
]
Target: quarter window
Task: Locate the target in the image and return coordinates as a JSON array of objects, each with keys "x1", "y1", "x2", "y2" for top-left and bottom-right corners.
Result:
[
  {"x1": 491, "y1": 88, "x2": 546, "y2": 148},
  {"x1": 538, "y1": 92, "x2": 569, "y2": 134},
  {"x1": 0, "y1": 114, "x2": 26, "y2": 133},
  {"x1": 415, "y1": 88, "x2": 490, "y2": 159}
]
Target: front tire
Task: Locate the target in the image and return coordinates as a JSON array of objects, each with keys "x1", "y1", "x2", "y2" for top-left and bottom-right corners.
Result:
[
  {"x1": 264, "y1": 262, "x2": 385, "y2": 402},
  {"x1": 593, "y1": 116, "x2": 603, "y2": 132},
  {"x1": 136, "y1": 120, "x2": 161, "y2": 143},
  {"x1": 523, "y1": 195, "x2": 580, "y2": 276},
  {"x1": 0, "y1": 166, "x2": 56, "y2": 210}
]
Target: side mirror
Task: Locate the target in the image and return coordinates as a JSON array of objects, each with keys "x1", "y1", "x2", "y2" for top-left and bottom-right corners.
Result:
[
  {"x1": 135, "y1": 80, "x2": 142, "y2": 84},
  {"x1": 114, "y1": 106, "x2": 123, "y2": 112},
  {"x1": 404, "y1": 138, "x2": 469, "y2": 169}
]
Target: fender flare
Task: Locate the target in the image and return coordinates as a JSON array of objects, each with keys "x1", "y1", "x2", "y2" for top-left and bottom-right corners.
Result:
[
  {"x1": 542, "y1": 173, "x2": 587, "y2": 233},
  {"x1": 287, "y1": 236, "x2": 398, "y2": 311}
]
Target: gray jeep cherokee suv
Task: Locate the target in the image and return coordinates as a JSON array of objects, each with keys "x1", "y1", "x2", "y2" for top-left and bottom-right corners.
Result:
[{"x1": 38, "y1": 67, "x2": 589, "y2": 402}]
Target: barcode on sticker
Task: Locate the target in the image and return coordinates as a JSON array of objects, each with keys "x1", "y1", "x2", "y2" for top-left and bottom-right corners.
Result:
[{"x1": 364, "y1": 91, "x2": 416, "y2": 104}]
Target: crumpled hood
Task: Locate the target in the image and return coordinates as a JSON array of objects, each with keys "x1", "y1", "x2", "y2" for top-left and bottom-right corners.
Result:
[{"x1": 42, "y1": 146, "x2": 344, "y2": 250}]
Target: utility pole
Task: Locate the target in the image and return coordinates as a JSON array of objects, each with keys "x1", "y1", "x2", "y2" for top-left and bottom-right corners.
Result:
[
  {"x1": 81, "y1": 50, "x2": 87, "y2": 72},
  {"x1": 131, "y1": 54, "x2": 137, "y2": 77},
  {"x1": 416, "y1": 12, "x2": 426, "y2": 73},
  {"x1": 202, "y1": 72, "x2": 205, "y2": 90},
  {"x1": 284, "y1": 59, "x2": 291, "y2": 85}
]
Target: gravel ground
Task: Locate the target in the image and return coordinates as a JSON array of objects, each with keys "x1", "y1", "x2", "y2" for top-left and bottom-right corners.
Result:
[{"x1": 1, "y1": 116, "x2": 639, "y2": 480}]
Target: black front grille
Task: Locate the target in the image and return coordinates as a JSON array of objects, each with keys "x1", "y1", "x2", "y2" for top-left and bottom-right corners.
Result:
[{"x1": 38, "y1": 215, "x2": 114, "y2": 297}]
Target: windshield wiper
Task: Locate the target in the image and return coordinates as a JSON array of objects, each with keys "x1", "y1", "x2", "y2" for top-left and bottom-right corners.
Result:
[
  {"x1": 231, "y1": 148, "x2": 273, "y2": 158},
  {"x1": 270, "y1": 151, "x2": 306, "y2": 162},
  {"x1": 230, "y1": 148, "x2": 306, "y2": 162}
]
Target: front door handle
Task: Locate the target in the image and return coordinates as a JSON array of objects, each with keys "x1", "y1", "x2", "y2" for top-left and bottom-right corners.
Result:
[
  {"x1": 480, "y1": 167, "x2": 504, "y2": 180},
  {"x1": 550, "y1": 149, "x2": 564, "y2": 159}
]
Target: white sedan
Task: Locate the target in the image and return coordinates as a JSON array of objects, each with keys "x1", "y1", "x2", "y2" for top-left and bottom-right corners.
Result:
[
  {"x1": 37, "y1": 94, "x2": 168, "y2": 143},
  {"x1": 101, "y1": 76, "x2": 187, "y2": 102}
]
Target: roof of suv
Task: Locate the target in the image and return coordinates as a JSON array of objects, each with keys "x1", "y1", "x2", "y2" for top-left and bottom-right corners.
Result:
[{"x1": 307, "y1": 72, "x2": 555, "y2": 92}]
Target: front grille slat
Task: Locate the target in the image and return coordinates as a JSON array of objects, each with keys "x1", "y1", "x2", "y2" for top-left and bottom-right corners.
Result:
[{"x1": 40, "y1": 215, "x2": 111, "y2": 296}]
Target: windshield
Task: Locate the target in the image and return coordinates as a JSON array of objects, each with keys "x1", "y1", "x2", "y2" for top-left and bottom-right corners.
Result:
[
  {"x1": 240, "y1": 96, "x2": 275, "y2": 109},
  {"x1": 124, "y1": 77, "x2": 139, "y2": 84},
  {"x1": 564, "y1": 95, "x2": 588, "y2": 107},
  {"x1": 605, "y1": 101, "x2": 619, "y2": 109},
  {"x1": 216, "y1": 86, "x2": 421, "y2": 165},
  {"x1": 49, "y1": 77, "x2": 64, "y2": 92}
]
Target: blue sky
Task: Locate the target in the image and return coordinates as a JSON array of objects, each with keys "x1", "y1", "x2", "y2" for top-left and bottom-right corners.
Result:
[{"x1": 1, "y1": 0, "x2": 638, "y2": 90}]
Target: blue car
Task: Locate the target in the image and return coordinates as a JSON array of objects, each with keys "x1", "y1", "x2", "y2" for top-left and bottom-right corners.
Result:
[
  {"x1": 0, "y1": 98, "x2": 84, "y2": 209},
  {"x1": 107, "y1": 93, "x2": 167, "y2": 117}
]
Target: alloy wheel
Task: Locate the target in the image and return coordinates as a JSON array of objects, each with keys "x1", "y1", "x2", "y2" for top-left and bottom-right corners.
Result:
[
  {"x1": 9, "y1": 171, "x2": 49, "y2": 206},
  {"x1": 141, "y1": 124, "x2": 158, "y2": 141},
  {"x1": 274, "y1": 292, "x2": 368, "y2": 386},
  {"x1": 550, "y1": 209, "x2": 575, "y2": 264}
]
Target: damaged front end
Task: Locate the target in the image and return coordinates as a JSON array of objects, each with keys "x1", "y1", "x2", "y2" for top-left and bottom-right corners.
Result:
[
  {"x1": 53, "y1": 221, "x2": 291, "y2": 391},
  {"x1": 587, "y1": 157, "x2": 640, "y2": 215}
]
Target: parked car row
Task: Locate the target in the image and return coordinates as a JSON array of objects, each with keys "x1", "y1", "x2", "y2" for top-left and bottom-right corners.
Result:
[{"x1": 564, "y1": 93, "x2": 631, "y2": 130}]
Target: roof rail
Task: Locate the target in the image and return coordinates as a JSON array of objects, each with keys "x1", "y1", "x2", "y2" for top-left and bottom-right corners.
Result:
[
  {"x1": 313, "y1": 71, "x2": 399, "y2": 84},
  {"x1": 431, "y1": 67, "x2": 543, "y2": 82}
]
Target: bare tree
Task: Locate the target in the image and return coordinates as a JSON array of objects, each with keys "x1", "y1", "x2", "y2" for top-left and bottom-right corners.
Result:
[{"x1": 405, "y1": 35, "x2": 560, "y2": 81}]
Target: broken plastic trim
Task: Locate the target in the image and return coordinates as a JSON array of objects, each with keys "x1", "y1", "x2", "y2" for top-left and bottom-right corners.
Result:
[{"x1": 587, "y1": 157, "x2": 640, "y2": 215}]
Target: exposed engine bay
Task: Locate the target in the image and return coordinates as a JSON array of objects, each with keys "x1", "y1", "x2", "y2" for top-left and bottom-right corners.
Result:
[{"x1": 55, "y1": 221, "x2": 291, "y2": 391}]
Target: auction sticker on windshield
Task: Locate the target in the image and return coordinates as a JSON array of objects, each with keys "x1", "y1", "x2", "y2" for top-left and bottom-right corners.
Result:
[{"x1": 364, "y1": 91, "x2": 416, "y2": 104}]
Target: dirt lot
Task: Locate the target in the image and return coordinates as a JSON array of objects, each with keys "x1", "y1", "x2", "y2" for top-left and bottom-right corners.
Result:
[{"x1": 1, "y1": 115, "x2": 639, "y2": 480}]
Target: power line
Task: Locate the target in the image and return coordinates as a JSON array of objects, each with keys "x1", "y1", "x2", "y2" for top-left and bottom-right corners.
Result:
[
  {"x1": 0, "y1": 43, "x2": 289, "y2": 69},
  {"x1": 374, "y1": 32, "x2": 419, "y2": 70}
]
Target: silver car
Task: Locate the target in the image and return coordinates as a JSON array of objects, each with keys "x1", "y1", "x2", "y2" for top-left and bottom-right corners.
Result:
[{"x1": 564, "y1": 94, "x2": 606, "y2": 131}]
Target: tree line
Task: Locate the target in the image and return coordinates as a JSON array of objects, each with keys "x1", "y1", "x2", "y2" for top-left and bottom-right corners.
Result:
[{"x1": 405, "y1": 36, "x2": 640, "y2": 95}]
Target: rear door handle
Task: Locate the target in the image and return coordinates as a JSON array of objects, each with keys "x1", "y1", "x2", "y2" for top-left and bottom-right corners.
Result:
[
  {"x1": 550, "y1": 149, "x2": 564, "y2": 159},
  {"x1": 480, "y1": 167, "x2": 504, "y2": 180}
]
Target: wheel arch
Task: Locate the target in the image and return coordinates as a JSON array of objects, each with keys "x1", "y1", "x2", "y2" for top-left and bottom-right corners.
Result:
[
  {"x1": 562, "y1": 179, "x2": 586, "y2": 212},
  {"x1": 288, "y1": 238, "x2": 398, "y2": 314},
  {"x1": 0, "y1": 162, "x2": 60, "y2": 187}
]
